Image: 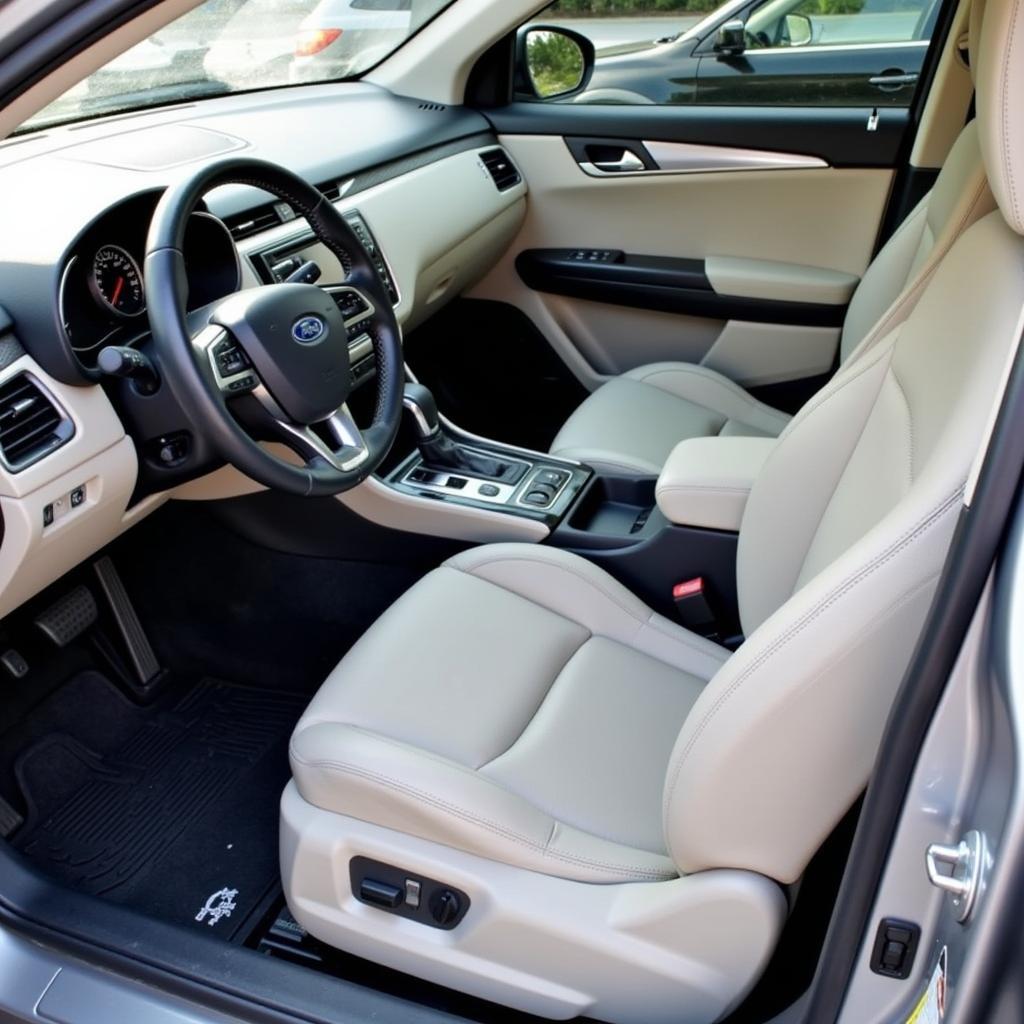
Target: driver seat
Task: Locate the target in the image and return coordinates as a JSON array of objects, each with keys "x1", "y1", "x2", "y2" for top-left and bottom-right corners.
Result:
[{"x1": 280, "y1": 0, "x2": 1024, "y2": 1019}]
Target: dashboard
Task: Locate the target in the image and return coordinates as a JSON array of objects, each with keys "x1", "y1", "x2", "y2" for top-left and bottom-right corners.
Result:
[{"x1": 0, "y1": 82, "x2": 529, "y2": 619}]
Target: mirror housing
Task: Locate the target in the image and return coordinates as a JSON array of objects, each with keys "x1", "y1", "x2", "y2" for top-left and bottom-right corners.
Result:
[
  {"x1": 516, "y1": 25, "x2": 596, "y2": 100},
  {"x1": 784, "y1": 12, "x2": 813, "y2": 46},
  {"x1": 714, "y1": 18, "x2": 747, "y2": 57}
]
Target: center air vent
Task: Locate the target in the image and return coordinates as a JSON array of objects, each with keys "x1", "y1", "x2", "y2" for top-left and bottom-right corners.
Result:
[
  {"x1": 0, "y1": 374, "x2": 74, "y2": 472},
  {"x1": 479, "y1": 148, "x2": 522, "y2": 192}
]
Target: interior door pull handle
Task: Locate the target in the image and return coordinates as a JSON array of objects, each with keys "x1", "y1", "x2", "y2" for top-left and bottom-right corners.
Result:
[
  {"x1": 591, "y1": 153, "x2": 646, "y2": 173},
  {"x1": 869, "y1": 72, "x2": 919, "y2": 87}
]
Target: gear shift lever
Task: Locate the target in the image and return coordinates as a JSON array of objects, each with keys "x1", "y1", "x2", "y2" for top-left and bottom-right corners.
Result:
[{"x1": 402, "y1": 383, "x2": 525, "y2": 483}]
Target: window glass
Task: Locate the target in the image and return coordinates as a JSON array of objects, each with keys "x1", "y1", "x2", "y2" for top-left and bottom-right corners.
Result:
[
  {"x1": 527, "y1": 0, "x2": 939, "y2": 107},
  {"x1": 23, "y1": 0, "x2": 451, "y2": 132}
]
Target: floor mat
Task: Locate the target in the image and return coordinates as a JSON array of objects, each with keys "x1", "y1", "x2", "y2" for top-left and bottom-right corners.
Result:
[{"x1": 13, "y1": 673, "x2": 306, "y2": 941}]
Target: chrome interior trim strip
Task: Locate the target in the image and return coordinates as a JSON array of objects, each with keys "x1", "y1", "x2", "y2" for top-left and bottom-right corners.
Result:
[{"x1": 580, "y1": 142, "x2": 828, "y2": 178}]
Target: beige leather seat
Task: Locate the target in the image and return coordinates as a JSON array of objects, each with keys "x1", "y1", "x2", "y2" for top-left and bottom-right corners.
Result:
[
  {"x1": 281, "y1": 1, "x2": 1024, "y2": 1020},
  {"x1": 549, "y1": 3, "x2": 994, "y2": 476}
]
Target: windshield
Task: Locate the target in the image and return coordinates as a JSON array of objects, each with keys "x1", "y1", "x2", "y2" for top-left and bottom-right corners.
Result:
[{"x1": 22, "y1": 0, "x2": 454, "y2": 132}]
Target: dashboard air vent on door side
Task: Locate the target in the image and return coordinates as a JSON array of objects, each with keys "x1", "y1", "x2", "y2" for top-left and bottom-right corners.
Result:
[
  {"x1": 479, "y1": 148, "x2": 522, "y2": 192},
  {"x1": 0, "y1": 374, "x2": 74, "y2": 472}
]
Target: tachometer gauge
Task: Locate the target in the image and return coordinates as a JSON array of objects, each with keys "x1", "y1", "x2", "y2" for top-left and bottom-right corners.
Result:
[{"x1": 90, "y1": 245, "x2": 145, "y2": 318}]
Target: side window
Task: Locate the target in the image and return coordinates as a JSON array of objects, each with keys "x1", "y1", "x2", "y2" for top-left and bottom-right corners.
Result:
[{"x1": 524, "y1": 0, "x2": 940, "y2": 107}]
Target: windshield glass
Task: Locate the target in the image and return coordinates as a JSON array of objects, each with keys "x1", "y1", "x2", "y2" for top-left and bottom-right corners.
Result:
[{"x1": 23, "y1": 0, "x2": 454, "y2": 132}]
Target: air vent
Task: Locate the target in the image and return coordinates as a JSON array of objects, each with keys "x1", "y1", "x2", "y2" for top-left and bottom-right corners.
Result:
[
  {"x1": 479, "y1": 148, "x2": 522, "y2": 192},
  {"x1": 0, "y1": 374, "x2": 74, "y2": 472},
  {"x1": 418, "y1": 102, "x2": 447, "y2": 112},
  {"x1": 225, "y1": 206, "x2": 283, "y2": 242}
]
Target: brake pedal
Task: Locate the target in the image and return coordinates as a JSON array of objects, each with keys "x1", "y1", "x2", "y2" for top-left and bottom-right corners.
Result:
[
  {"x1": 94, "y1": 557, "x2": 161, "y2": 688},
  {"x1": 34, "y1": 586, "x2": 98, "y2": 647}
]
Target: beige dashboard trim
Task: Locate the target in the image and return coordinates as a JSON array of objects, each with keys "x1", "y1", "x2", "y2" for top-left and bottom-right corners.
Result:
[{"x1": 0, "y1": 437, "x2": 139, "y2": 620}]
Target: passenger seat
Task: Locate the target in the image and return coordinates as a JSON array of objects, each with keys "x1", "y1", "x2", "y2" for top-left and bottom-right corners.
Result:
[{"x1": 550, "y1": 0, "x2": 993, "y2": 476}]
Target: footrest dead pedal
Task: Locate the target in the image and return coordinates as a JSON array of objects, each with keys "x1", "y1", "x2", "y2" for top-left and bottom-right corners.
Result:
[
  {"x1": 34, "y1": 586, "x2": 98, "y2": 647},
  {"x1": 94, "y1": 556, "x2": 161, "y2": 687}
]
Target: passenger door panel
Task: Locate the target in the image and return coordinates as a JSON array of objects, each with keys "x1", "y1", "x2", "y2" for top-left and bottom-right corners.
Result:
[{"x1": 470, "y1": 109, "x2": 898, "y2": 390}]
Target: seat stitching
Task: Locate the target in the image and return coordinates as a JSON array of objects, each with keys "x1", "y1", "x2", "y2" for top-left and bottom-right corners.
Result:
[
  {"x1": 791, "y1": 345, "x2": 898, "y2": 591},
  {"x1": 888, "y1": 367, "x2": 916, "y2": 483},
  {"x1": 634, "y1": 368, "x2": 786, "y2": 430},
  {"x1": 290, "y1": 751, "x2": 675, "y2": 880},
  {"x1": 840, "y1": 173, "x2": 991, "y2": 369},
  {"x1": 1001, "y1": 0, "x2": 1022, "y2": 223},
  {"x1": 774, "y1": 332, "x2": 897, "y2": 446},
  {"x1": 658, "y1": 485, "x2": 753, "y2": 496},
  {"x1": 663, "y1": 487, "x2": 962, "y2": 849},
  {"x1": 476, "y1": 637, "x2": 594, "y2": 770},
  {"x1": 453, "y1": 556, "x2": 724, "y2": 666},
  {"x1": 551, "y1": 450, "x2": 662, "y2": 475}
]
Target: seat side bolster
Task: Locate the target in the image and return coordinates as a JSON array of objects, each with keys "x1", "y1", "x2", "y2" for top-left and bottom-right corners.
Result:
[
  {"x1": 290, "y1": 722, "x2": 677, "y2": 884},
  {"x1": 446, "y1": 544, "x2": 729, "y2": 680},
  {"x1": 624, "y1": 363, "x2": 792, "y2": 435}
]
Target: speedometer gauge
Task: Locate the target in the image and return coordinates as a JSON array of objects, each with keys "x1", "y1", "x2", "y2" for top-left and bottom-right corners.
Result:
[{"x1": 90, "y1": 245, "x2": 145, "y2": 318}]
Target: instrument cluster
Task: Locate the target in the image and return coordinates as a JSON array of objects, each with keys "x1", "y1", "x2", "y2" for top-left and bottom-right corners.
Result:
[{"x1": 59, "y1": 193, "x2": 241, "y2": 371}]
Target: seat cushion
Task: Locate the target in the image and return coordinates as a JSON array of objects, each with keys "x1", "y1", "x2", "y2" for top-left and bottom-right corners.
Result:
[
  {"x1": 290, "y1": 544, "x2": 728, "y2": 883},
  {"x1": 551, "y1": 363, "x2": 792, "y2": 476}
]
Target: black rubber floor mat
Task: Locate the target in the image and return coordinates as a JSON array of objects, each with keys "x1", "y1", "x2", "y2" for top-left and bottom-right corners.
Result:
[{"x1": 13, "y1": 677, "x2": 306, "y2": 940}]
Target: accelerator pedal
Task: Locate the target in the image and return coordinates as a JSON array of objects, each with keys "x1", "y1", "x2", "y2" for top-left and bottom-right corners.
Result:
[
  {"x1": 94, "y1": 556, "x2": 161, "y2": 688},
  {"x1": 34, "y1": 586, "x2": 98, "y2": 647}
]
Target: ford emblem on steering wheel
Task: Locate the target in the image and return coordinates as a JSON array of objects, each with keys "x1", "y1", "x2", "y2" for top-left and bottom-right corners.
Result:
[{"x1": 292, "y1": 315, "x2": 327, "y2": 344}]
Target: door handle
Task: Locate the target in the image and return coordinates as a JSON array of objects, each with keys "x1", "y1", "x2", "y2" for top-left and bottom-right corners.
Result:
[
  {"x1": 590, "y1": 152, "x2": 647, "y2": 174},
  {"x1": 581, "y1": 148, "x2": 643, "y2": 176},
  {"x1": 869, "y1": 71, "x2": 919, "y2": 90}
]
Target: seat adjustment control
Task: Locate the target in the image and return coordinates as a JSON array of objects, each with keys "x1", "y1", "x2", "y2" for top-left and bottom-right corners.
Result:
[
  {"x1": 430, "y1": 889, "x2": 462, "y2": 926},
  {"x1": 359, "y1": 878, "x2": 404, "y2": 909},
  {"x1": 351, "y1": 857, "x2": 470, "y2": 930}
]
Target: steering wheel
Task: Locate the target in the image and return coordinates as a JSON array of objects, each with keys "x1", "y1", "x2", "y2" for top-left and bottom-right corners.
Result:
[{"x1": 144, "y1": 157, "x2": 404, "y2": 497}]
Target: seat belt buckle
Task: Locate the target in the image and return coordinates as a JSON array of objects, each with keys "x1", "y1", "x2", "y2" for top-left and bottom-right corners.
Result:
[{"x1": 672, "y1": 577, "x2": 720, "y2": 638}]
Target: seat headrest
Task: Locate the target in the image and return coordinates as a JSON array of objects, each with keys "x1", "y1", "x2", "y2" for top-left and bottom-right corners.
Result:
[
  {"x1": 976, "y1": 0, "x2": 1024, "y2": 233},
  {"x1": 969, "y1": 0, "x2": 988, "y2": 84}
]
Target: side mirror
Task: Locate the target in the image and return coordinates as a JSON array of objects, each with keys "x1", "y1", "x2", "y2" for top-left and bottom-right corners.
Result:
[
  {"x1": 714, "y1": 18, "x2": 747, "y2": 57},
  {"x1": 516, "y1": 25, "x2": 596, "y2": 100},
  {"x1": 784, "y1": 12, "x2": 813, "y2": 46}
]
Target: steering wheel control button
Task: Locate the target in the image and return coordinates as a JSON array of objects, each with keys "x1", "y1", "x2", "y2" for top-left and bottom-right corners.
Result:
[
  {"x1": 359, "y1": 879, "x2": 403, "y2": 910},
  {"x1": 350, "y1": 857, "x2": 470, "y2": 931}
]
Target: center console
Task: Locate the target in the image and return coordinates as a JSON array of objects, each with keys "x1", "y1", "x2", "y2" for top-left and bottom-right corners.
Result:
[{"x1": 387, "y1": 383, "x2": 590, "y2": 527}]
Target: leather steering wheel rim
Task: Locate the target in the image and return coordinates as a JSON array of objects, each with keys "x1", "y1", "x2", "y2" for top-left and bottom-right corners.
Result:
[{"x1": 144, "y1": 156, "x2": 404, "y2": 497}]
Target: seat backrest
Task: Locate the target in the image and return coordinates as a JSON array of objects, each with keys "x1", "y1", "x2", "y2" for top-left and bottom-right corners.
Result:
[
  {"x1": 839, "y1": 0, "x2": 994, "y2": 364},
  {"x1": 663, "y1": 0, "x2": 1024, "y2": 885}
]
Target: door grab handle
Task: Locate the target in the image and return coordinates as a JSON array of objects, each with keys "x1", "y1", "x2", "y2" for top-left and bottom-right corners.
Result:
[
  {"x1": 590, "y1": 152, "x2": 647, "y2": 173},
  {"x1": 869, "y1": 72, "x2": 919, "y2": 87}
]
